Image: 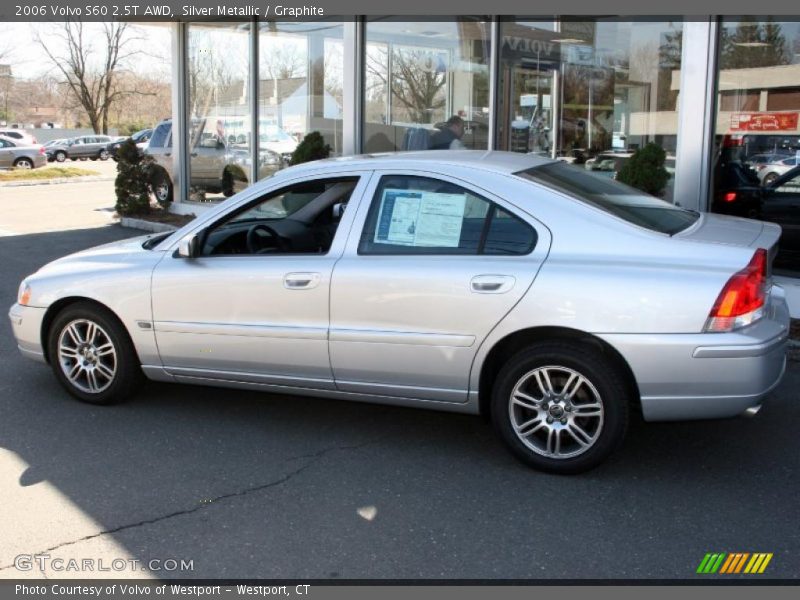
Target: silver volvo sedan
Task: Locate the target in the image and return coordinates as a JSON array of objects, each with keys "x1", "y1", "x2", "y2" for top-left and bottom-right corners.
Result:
[{"x1": 8, "y1": 151, "x2": 791, "y2": 473}]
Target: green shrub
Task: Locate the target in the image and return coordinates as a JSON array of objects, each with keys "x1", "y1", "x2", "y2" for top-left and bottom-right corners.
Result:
[
  {"x1": 290, "y1": 131, "x2": 331, "y2": 166},
  {"x1": 616, "y1": 142, "x2": 670, "y2": 197},
  {"x1": 117, "y1": 121, "x2": 151, "y2": 137},
  {"x1": 115, "y1": 139, "x2": 156, "y2": 215}
]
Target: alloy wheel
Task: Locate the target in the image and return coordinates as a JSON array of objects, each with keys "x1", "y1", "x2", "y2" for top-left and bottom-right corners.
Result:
[
  {"x1": 508, "y1": 365, "x2": 604, "y2": 459},
  {"x1": 57, "y1": 319, "x2": 117, "y2": 394}
]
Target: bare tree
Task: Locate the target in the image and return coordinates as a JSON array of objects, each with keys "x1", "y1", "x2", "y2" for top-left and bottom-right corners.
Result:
[{"x1": 34, "y1": 22, "x2": 144, "y2": 133}]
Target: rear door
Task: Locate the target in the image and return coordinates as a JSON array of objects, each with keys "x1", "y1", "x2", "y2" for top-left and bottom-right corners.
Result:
[{"x1": 328, "y1": 170, "x2": 550, "y2": 403}]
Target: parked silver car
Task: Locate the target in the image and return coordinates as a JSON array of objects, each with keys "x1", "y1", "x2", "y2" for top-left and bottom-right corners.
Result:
[
  {"x1": 757, "y1": 154, "x2": 800, "y2": 186},
  {"x1": 8, "y1": 151, "x2": 790, "y2": 473},
  {"x1": 46, "y1": 135, "x2": 113, "y2": 162},
  {"x1": 0, "y1": 135, "x2": 46, "y2": 169}
]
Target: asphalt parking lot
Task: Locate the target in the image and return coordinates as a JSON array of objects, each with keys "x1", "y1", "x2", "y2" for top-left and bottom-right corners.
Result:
[{"x1": 0, "y1": 224, "x2": 798, "y2": 580}]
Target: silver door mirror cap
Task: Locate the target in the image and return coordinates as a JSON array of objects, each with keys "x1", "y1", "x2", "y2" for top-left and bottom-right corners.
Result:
[{"x1": 178, "y1": 234, "x2": 198, "y2": 258}]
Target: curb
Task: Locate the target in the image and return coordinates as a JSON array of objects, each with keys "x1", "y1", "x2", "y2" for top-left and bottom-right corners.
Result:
[
  {"x1": 119, "y1": 217, "x2": 178, "y2": 233},
  {"x1": 0, "y1": 176, "x2": 114, "y2": 188}
]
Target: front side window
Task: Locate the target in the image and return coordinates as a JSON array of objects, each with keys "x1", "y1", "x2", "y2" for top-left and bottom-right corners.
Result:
[
  {"x1": 359, "y1": 175, "x2": 536, "y2": 255},
  {"x1": 199, "y1": 177, "x2": 358, "y2": 256}
]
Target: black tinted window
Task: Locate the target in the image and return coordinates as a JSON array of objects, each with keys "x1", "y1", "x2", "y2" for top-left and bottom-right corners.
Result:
[
  {"x1": 517, "y1": 162, "x2": 699, "y2": 235},
  {"x1": 483, "y1": 207, "x2": 537, "y2": 255},
  {"x1": 150, "y1": 122, "x2": 171, "y2": 149}
]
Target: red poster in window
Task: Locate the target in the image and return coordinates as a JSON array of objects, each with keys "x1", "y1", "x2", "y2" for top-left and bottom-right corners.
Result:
[{"x1": 730, "y1": 112, "x2": 800, "y2": 132}]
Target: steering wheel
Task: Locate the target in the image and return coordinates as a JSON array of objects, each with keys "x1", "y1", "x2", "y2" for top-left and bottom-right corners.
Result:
[{"x1": 246, "y1": 223, "x2": 289, "y2": 254}]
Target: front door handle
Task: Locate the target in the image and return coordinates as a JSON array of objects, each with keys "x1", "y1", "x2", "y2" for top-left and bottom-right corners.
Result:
[
  {"x1": 470, "y1": 275, "x2": 516, "y2": 294},
  {"x1": 283, "y1": 272, "x2": 321, "y2": 290}
]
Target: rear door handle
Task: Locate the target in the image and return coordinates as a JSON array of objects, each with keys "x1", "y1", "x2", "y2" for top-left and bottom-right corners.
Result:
[
  {"x1": 283, "y1": 272, "x2": 321, "y2": 290},
  {"x1": 470, "y1": 275, "x2": 515, "y2": 294}
]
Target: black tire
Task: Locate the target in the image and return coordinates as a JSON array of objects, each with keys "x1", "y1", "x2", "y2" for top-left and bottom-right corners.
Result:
[
  {"x1": 490, "y1": 341, "x2": 630, "y2": 474},
  {"x1": 221, "y1": 170, "x2": 235, "y2": 197},
  {"x1": 13, "y1": 157, "x2": 34, "y2": 169},
  {"x1": 47, "y1": 302, "x2": 144, "y2": 405},
  {"x1": 55, "y1": 151, "x2": 66, "y2": 162},
  {"x1": 99, "y1": 149, "x2": 110, "y2": 160},
  {"x1": 152, "y1": 170, "x2": 174, "y2": 204},
  {"x1": 763, "y1": 173, "x2": 778, "y2": 187}
]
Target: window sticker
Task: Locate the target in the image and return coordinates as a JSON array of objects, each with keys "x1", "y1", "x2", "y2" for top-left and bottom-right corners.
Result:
[{"x1": 374, "y1": 188, "x2": 467, "y2": 248}]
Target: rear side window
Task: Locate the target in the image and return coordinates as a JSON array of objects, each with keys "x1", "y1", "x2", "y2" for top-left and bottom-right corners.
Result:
[
  {"x1": 150, "y1": 122, "x2": 171, "y2": 149},
  {"x1": 517, "y1": 162, "x2": 699, "y2": 235},
  {"x1": 359, "y1": 175, "x2": 536, "y2": 256}
]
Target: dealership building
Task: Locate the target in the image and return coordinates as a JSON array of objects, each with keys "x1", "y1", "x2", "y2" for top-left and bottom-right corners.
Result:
[{"x1": 152, "y1": 17, "x2": 799, "y2": 312}]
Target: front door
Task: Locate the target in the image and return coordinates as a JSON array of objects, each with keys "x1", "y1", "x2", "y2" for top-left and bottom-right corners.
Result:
[
  {"x1": 329, "y1": 171, "x2": 549, "y2": 402},
  {"x1": 151, "y1": 174, "x2": 367, "y2": 389}
]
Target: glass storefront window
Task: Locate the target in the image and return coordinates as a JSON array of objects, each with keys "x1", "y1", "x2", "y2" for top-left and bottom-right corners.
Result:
[
  {"x1": 186, "y1": 22, "x2": 252, "y2": 202},
  {"x1": 497, "y1": 18, "x2": 683, "y2": 202},
  {"x1": 711, "y1": 18, "x2": 800, "y2": 274},
  {"x1": 258, "y1": 21, "x2": 344, "y2": 168},
  {"x1": 363, "y1": 18, "x2": 491, "y2": 153}
]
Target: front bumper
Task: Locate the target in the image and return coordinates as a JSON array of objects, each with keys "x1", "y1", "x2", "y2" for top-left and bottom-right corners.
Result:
[
  {"x1": 600, "y1": 286, "x2": 791, "y2": 422},
  {"x1": 8, "y1": 303, "x2": 47, "y2": 364}
]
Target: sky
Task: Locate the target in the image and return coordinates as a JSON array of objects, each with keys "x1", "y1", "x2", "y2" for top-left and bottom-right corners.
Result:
[{"x1": 0, "y1": 22, "x2": 173, "y2": 81}]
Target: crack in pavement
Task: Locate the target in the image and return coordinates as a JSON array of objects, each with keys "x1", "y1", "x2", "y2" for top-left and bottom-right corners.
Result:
[{"x1": 0, "y1": 438, "x2": 379, "y2": 572}]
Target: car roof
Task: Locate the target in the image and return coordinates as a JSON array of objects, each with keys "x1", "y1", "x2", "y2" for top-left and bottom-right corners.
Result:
[{"x1": 279, "y1": 150, "x2": 555, "y2": 177}]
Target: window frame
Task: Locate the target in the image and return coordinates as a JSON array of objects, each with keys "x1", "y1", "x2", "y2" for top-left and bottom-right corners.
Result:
[{"x1": 356, "y1": 172, "x2": 538, "y2": 257}]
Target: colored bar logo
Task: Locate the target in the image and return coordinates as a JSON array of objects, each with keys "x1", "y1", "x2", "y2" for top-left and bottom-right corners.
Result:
[{"x1": 696, "y1": 552, "x2": 773, "y2": 574}]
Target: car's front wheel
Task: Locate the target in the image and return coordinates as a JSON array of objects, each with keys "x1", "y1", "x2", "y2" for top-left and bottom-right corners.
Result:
[
  {"x1": 99, "y1": 149, "x2": 110, "y2": 160},
  {"x1": 491, "y1": 341, "x2": 629, "y2": 474},
  {"x1": 54, "y1": 151, "x2": 66, "y2": 162},
  {"x1": 763, "y1": 173, "x2": 779, "y2": 186},
  {"x1": 48, "y1": 302, "x2": 143, "y2": 405}
]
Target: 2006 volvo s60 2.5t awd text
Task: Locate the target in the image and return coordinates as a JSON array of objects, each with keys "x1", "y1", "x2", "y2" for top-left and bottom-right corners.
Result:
[{"x1": 9, "y1": 151, "x2": 791, "y2": 473}]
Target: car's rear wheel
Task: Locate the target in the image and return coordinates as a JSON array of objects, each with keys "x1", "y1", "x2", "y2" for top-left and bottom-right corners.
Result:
[
  {"x1": 491, "y1": 342, "x2": 629, "y2": 474},
  {"x1": 48, "y1": 302, "x2": 143, "y2": 405},
  {"x1": 54, "y1": 151, "x2": 66, "y2": 162},
  {"x1": 13, "y1": 157, "x2": 33, "y2": 169},
  {"x1": 151, "y1": 171, "x2": 174, "y2": 204}
]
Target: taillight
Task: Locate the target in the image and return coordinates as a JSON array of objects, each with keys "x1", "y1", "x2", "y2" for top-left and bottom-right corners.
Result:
[
  {"x1": 723, "y1": 191, "x2": 737, "y2": 202},
  {"x1": 704, "y1": 249, "x2": 768, "y2": 332},
  {"x1": 38, "y1": 146, "x2": 45, "y2": 155}
]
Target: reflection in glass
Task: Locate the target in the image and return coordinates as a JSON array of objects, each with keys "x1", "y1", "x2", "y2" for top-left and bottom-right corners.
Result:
[
  {"x1": 186, "y1": 22, "x2": 252, "y2": 202},
  {"x1": 258, "y1": 21, "x2": 344, "y2": 169},
  {"x1": 363, "y1": 19, "x2": 491, "y2": 153},
  {"x1": 497, "y1": 18, "x2": 683, "y2": 202},
  {"x1": 711, "y1": 18, "x2": 800, "y2": 273}
]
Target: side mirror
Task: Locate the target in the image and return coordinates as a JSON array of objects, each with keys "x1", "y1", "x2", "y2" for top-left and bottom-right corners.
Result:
[
  {"x1": 332, "y1": 202, "x2": 347, "y2": 219},
  {"x1": 177, "y1": 234, "x2": 199, "y2": 258}
]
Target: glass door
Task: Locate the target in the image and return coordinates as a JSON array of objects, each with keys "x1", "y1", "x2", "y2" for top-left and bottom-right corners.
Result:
[{"x1": 507, "y1": 64, "x2": 559, "y2": 157}]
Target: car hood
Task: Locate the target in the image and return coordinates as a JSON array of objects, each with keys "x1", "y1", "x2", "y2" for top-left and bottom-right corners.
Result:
[
  {"x1": 673, "y1": 212, "x2": 780, "y2": 249},
  {"x1": 35, "y1": 234, "x2": 165, "y2": 277}
]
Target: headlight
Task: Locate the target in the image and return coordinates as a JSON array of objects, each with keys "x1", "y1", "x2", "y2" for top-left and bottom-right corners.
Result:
[{"x1": 18, "y1": 281, "x2": 31, "y2": 306}]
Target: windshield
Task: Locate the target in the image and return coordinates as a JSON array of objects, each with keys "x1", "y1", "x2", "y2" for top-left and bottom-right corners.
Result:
[{"x1": 516, "y1": 162, "x2": 699, "y2": 235}]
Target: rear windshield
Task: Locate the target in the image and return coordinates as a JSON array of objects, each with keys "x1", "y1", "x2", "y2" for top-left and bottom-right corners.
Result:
[{"x1": 516, "y1": 162, "x2": 699, "y2": 235}]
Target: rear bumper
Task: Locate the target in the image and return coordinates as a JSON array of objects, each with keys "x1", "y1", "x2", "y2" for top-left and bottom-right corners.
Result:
[
  {"x1": 8, "y1": 303, "x2": 47, "y2": 364},
  {"x1": 599, "y1": 286, "x2": 791, "y2": 422}
]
